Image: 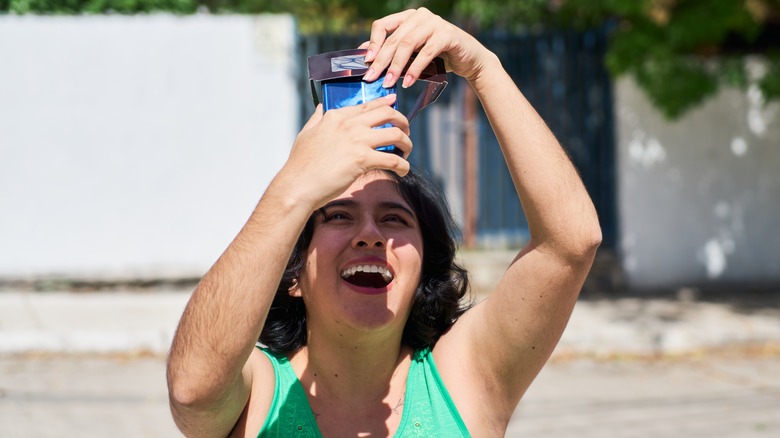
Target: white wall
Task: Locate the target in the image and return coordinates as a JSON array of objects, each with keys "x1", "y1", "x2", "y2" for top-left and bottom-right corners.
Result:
[
  {"x1": 616, "y1": 67, "x2": 780, "y2": 289},
  {"x1": 0, "y1": 14, "x2": 298, "y2": 280}
]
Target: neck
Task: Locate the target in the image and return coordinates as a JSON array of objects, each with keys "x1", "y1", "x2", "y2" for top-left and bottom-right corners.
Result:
[{"x1": 290, "y1": 324, "x2": 409, "y2": 405}]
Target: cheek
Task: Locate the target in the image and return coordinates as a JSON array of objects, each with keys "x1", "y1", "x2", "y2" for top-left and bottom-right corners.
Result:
[
  {"x1": 298, "y1": 246, "x2": 321, "y2": 288},
  {"x1": 300, "y1": 234, "x2": 343, "y2": 287},
  {"x1": 310, "y1": 228, "x2": 350, "y2": 252}
]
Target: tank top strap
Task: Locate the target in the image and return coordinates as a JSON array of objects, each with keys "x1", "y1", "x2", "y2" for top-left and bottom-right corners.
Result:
[
  {"x1": 256, "y1": 347, "x2": 322, "y2": 437},
  {"x1": 256, "y1": 346, "x2": 469, "y2": 437},
  {"x1": 395, "y1": 347, "x2": 471, "y2": 437}
]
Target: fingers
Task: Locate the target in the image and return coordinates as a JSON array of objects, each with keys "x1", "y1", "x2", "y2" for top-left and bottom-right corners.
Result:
[
  {"x1": 346, "y1": 111, "x2": 412, "y2": 159},
  {"x1": 365, "y1": 102, "x2": 410, "y2": 137},
  {"x1": 335, "y1": 94, "x2": 410, "y2": 134},
  {"x1": 320, "y1": 94, "x2": 411, "y2": 158},
  {"x1": 402, "y1": 30, "x2": 449, "y2": 88},
  {"x1": 363, "y1": 8, "x2": 445, "y2": 89},
  {"x1": 363, "y1": 9, "x2": 424, "y2": 85},
  {"x1": 372, "y1": 149, "x2": 411, "y2": 176},
  {"x1": 346, "y1": 103, "x2": 412, "y2": 166},
  {"x1": 372, "y1": 126, "x2": 413, "y2": 157},
  {"x1": 357, "y1": 134, "x2": 412, "y2": 176},
  {"x1": 381, "y1": 31, "x2": 421, "y2": 89},
  {"x1": 364, "y1": 9, "x2": 416, "y2": 64}
]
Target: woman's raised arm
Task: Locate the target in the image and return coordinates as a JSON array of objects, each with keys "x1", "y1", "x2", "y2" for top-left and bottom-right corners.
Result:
[
  {"x1": 166, "y1": 97, "x2": 412, "y2": 437},
  {"x1": 363, "y1": 7, "x2": 602, "y2": 431}
]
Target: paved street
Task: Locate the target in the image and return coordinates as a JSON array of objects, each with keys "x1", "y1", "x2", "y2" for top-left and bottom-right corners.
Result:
[
  {"x1": 0, "y1": 354, "x2": 177, "y2": 437},
  {"x1": 1, "y1": 351, "x2": 778, "y2": 437},
  {"x1": 1, "y1": 284, "x2": 778, "y2": 436},
  {"x1": 509, "y1": 352, "x2": 780, "y2": 437}
]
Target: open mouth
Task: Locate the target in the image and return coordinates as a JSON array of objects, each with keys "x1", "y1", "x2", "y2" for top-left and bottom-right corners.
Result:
[{"x1": 340, "y1": 265, "x2": 394, "y2": 289}]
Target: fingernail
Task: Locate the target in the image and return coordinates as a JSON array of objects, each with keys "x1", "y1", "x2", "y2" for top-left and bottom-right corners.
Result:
[
  {"x1": 363, "y1": 68, "x2": 375, "y2": 81},
  {"x1": 382, "y1": 72, "x2": 395, "y2": 88},
  {"x1": 366, "y1": 49, "x2": 374, "y2": 61},
  {"x1": 402, "y1": 75, "x2": 414, "y2": 89}
]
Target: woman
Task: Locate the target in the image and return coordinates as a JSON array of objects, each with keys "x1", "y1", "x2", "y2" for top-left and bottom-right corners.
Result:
[{"x1": 167, "y1": 8, "x2": 601, "y2": 437}]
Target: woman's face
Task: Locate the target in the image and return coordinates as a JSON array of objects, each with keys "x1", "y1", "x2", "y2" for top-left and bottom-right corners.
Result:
[{"x1": 296, "y1": 172, "x2": 424, "y2": 337}]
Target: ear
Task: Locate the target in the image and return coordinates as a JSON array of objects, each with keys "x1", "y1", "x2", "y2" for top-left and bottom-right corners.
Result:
[{"x1": 288, "y1": 279, "x2": 302, "y2": 298}]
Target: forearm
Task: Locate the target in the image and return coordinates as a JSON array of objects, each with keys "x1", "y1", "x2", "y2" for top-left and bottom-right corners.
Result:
[
  {"x1": 469, "y1": 55, "x2": 602, "y2": 260},
  {"x1": 167, "y1": 179, "x2": 313, "y2": 407}
]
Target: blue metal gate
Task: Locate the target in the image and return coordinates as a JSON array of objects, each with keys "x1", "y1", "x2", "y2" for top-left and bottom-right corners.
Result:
[
  {"x1": 473, "y1": 26, "x2": 616, "y2": 248},
  {"x1": 298, "y1": 26, "x2": 616, "y2": 249}
]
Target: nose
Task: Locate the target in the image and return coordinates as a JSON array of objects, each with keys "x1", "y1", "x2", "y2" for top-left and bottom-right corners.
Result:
[{"x1": 352, "y1": 220, "x2": 386, "y2": 249}]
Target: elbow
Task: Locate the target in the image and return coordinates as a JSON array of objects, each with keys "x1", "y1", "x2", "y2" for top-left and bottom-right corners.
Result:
[
  {"x1": 167, "y1": 365, "x2": 224, "y2": 411},
  {"x1": 579, "y1": 210, "x2": 603, "y2": 251},
  {"x1": 575, "y1": 221, "x2": 603, "y2": 262},
  {"x1": 167, "y1": 373, "x2": 241, "y2": 438},
  {"x1": 559, "y1": 220, "x2": 602, "y2": 265},
  {"x1": 168, "y1": 375, "x2": 209, "y2": 410},
  {"x1": 585, "y1": 227, "x2": 603, "y2": 258}
]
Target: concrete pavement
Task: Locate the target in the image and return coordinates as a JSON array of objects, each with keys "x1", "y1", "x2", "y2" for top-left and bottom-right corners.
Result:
[
  {"x1": 1, "y1": 260, "x2": 780, "y2": 437},
  {"x1": 0, "y1": 287, "x2": 189, "y2": 355},
  {"x1": 1, "y1": 352, "x2": 778, "y2": 437},
  {"x1": 1, "y1": 284, "x2": 779, "y2": 357},
  {"x1": 0, "y1": 354, "x2": 177, "y2": 437},
  {"x1": 510, "y1": 353, "x2": 780, "y2": 437}
]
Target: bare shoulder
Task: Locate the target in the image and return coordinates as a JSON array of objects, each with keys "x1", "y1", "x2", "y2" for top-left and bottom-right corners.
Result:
[
  {"x1": 229, "y1": 348, "x2": 277, "y2": 438},
  {"x1": 432, "y1": 247, "x2": 596, "y2": 433},
  {"x1": 432, "y1": 304, "x2": 515, "y2": 433}
]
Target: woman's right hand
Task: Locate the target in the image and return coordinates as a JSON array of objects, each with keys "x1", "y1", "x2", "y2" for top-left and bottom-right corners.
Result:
[
  {"x1": 361, "y1": 8, "x2": 497, "y2": 88},
  {"x1": 273, "y1": 94, "x2": 412, "y2": 212}
]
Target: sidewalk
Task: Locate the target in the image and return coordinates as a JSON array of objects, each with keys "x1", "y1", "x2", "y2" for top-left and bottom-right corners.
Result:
[
  {"x1": 509, "y1": 353, "x2": 780, "y2": 437},
  {"x1": 1, "y1": 280, "x2": 779, "y2": 437},
  {"x1": 0, "y1": 287, "x2": 190, "y2": 355},
  {"x1": 1, "y1": 348, "x2": 778, "y2": 437},
  {"x1": 1, "y1": 284, "x2": 779, "y2": 357}
]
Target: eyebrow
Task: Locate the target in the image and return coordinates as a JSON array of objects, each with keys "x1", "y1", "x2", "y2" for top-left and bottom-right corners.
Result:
[{"x1": 320, "y1": 199, "x2": 416, "y2": 219}]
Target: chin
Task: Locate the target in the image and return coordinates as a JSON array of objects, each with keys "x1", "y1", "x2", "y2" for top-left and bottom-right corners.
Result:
[
  {"x1": 340, "y1": 301, "x2": 416, "y2": 337},
  {"x1": 343, "y1": 305, "x2": 397, "y2": 331}
]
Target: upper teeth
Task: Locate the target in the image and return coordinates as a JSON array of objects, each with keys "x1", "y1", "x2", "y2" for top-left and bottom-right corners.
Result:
[{"x1": 341, "y1": 265, "x2": 393, "y2": 282}]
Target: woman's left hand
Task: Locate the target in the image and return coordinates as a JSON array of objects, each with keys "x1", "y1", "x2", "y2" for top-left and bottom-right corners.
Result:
[{"x1": 360, "y1": 8, "x2": 496, "y2": 89}]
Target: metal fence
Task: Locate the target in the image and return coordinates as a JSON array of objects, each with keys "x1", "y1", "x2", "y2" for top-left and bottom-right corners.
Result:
[
  {"x1": 297, "y1": 25, "x2": 616, "y2": 250},
  {"x1": 476, "y1": 26, "x2": 616, "y2": 249}
]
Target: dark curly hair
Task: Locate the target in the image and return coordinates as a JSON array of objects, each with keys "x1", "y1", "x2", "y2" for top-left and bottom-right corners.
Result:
[{"x1": 259, "y1": 167, "x2": 472, "y2": 354}]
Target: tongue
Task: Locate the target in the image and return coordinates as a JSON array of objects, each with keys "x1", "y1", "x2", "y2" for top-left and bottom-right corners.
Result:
[{"x1": 345, "y1": 272, "x2": 389, "y2": 288}]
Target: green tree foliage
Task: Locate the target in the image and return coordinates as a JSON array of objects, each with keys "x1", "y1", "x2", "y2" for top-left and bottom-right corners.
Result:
[
  {"x1": 543, "y1": 0, "x2": 780, "y2": 119},
  {"x1": 452, "y1": 0, "x2": 780, "y2": 119},
  {"x1": 216, "y1": 0, "x2": 457, "y2": 33},
  {"x1": 3, "y1": 0, "x2": 778, "y2": 119},
  {"x1": 452, "y1": 0, "x2": 548, "y2": 27},
  {"x1": 5, "y1": 0, "x2": 197, "y2": 14}
]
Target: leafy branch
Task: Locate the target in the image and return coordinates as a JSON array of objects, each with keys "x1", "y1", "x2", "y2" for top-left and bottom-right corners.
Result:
[{"x1": 4, "y1": 0, "x2": 779, "y2": 119}]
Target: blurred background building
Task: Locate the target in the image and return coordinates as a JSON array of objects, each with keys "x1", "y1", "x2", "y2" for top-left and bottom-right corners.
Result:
[{"x1": 1, "y1": 0, "x2": 779, "y2": 292}]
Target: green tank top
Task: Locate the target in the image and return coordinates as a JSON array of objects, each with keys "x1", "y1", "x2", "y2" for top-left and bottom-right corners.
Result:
[{"x1": 256, "y1": 346, "x2": 471, "y2": 437}]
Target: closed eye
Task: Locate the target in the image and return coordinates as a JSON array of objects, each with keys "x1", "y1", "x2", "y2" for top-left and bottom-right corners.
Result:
[
  {"x1": 382, "y1": 214, "x2": 408, "y2": 225},
  {"x1": 325, "y1": 213, "x2": 349, "y2": 221},
  {"x1": 323, "y1": 211, "x2": 352, "y2": 222}
]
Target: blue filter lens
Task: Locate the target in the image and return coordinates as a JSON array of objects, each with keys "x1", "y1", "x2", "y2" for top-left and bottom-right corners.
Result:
[{"x1": 322, "y1": 78, "x2": 401, "y2": 156}]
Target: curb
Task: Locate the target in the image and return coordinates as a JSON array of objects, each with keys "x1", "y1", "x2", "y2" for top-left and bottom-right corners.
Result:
[{"x1": 2, "y1": 288, "x2": 779, "y2": 357}]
